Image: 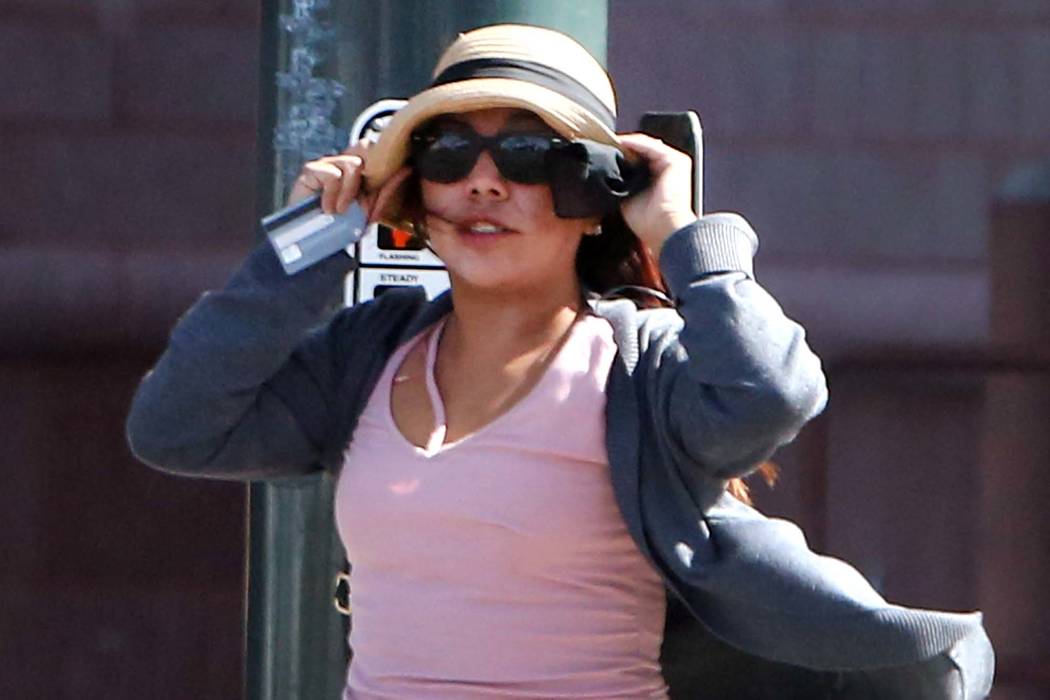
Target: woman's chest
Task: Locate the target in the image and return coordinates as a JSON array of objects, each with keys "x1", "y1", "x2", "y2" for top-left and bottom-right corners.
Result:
[
  {"x1": 336, "y1": 436, "x2": 628, "y2": 572},
  {"x1": 335, "y1": 314, "x2": 624, "y2": 570}
]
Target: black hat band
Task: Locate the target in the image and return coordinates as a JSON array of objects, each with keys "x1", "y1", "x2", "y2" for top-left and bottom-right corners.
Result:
[{"x1": 430, "y1": 57, "x2": 616, "y2": 131}]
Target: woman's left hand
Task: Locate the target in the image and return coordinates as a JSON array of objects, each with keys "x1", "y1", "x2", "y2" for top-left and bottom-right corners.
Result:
[{"x1": 617, "y1": 133, "x2": 698, "y2": 258}]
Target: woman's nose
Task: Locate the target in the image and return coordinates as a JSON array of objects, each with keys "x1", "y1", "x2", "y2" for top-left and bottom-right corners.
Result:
[{"x1": 465, "y1": 150, "x2": 508, "y2": 200}]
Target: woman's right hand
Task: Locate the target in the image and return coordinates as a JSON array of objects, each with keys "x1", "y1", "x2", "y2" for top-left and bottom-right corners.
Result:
[
  {"x1": 286, "y1": 144, "x2": 412, "y2": 223},
  {"x1": 287, "y1": 144, "x2": 369, "y2": 215}
]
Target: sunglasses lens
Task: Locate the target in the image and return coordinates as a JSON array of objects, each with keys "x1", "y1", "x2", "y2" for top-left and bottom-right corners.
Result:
[
  {"x1": 413, "y1": 130, "x2": 478, "y2": 183},
  {"x1": 412, "y1": 127, "x2": 561, "y2": 184},
  {"x1": 492, "y1": 134, "x2": 555, "y2": 184}
]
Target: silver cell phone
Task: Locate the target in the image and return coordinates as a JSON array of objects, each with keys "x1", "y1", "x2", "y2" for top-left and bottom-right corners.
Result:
[
  {"x1": 263, "y1": 99, "x2": 407, "y2": 275},
  {"x1": 638, "y1": 111, "x2": 703, "y2": 215}
]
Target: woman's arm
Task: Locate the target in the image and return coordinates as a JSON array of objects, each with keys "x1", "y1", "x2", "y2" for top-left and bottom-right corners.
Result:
[
  {"x1": 614, "y1": 132, "x2": 825, "y2": 480},
  {"x1": 647, "y1": 213, "x2": 828, "y2": 479},
  {"x1": 125, "y1": 239, "x2": 357, "y2": 480},
  {"x1": 127, "y1": 147, "x2": 412, "y2": 480}
]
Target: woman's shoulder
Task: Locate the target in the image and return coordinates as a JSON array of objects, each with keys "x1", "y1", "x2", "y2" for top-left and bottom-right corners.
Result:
[
  {"x1": 590, "y1": 295, "x2": 681, "y2": 331},
  {"x1": 591, "y1": 296, "x2": 684, "y2": 373}
]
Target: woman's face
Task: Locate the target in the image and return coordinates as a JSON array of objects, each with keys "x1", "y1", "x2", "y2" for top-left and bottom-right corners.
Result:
[{"x1": 417, "y1": 108, "x2": 598, "y2": 296}]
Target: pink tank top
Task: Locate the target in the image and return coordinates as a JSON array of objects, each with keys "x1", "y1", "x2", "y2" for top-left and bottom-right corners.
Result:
[{"x1": 335, "y1": 313, "x2": 668, "y2": 699}]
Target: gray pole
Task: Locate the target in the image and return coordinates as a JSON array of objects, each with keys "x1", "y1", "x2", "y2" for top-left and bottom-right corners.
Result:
[{"x1": 248, "y1": 3, "x2": 608, "y2": 698}]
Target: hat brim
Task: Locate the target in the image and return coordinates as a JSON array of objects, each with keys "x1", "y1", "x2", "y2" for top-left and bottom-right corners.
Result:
[{"x1": 362, "y1": 78, "x2": 622, "y2": 227}]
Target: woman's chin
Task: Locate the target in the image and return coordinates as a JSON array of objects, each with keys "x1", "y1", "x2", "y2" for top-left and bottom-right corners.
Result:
[
  {"x1": 444, "y1": 261, "x2": 556, "y2": 296},
  {"x1": 429, "y1": 236, "x2": 580, "y2": 297},
  {"x1": 449, "y1": 269, "x2": 526, "y2": 294},
  {"x1": 431, "y1": 248, "x2": 523, "y2": 290}
]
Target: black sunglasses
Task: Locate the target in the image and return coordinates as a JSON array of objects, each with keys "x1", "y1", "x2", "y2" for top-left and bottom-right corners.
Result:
[{"x1": 409, "y1": 124, "x2": 569, "y2": 185}]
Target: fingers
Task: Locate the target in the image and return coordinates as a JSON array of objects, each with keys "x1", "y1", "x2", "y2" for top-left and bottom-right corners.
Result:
[
  {"x1": 315, "y1": 155, "x2": 363, "y2": 214},
  {"x1": 617, "y1": 132, "x2": 690, "y2": 176},
  {"x1": 617, "y1": 132, "x2": 683, "y2": 155},
  {"x1": 286, "y1": 164, "x2": 333, "y2": 207},
  {"x1": 331, "y1": 144, "x2": 370, "y2": 212},
  {"x1": 339, "y1": 143, "x2": 369, "y2": 158},
  {"x1": 617, "y1": 132, "x2": 665, "y2": 151},
  {"x1": 616, "y1": 132, "x2": 697, "y2": 245},
  {"x1": 287, "y1": 146, "x2": 370, "y2": 214},
  {"x1": 333, "y1": 155, "x2": 364, "y2": 213}
]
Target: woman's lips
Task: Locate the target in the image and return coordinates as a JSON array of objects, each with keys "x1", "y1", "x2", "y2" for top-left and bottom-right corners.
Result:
[
  {"x1": 425, "y1": 211, "x2": 517, "y2": 238},
  {"x1": 453, "y1": 219, "x2": 518, "y2": 239}
]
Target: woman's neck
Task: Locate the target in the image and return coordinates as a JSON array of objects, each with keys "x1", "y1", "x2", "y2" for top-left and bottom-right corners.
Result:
[{"x1": 442, "y1": 278, "x2": 585, "y2": 365}]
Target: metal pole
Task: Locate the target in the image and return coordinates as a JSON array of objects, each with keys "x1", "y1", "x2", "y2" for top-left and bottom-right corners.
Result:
[{"x1": 248, "y1": 3, "x2": 608, "y2": 698}]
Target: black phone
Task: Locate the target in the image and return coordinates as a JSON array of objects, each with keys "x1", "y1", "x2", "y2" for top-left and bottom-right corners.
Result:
[{"x1": 638, "y1": 111, "x2": 703, "y2": 215}]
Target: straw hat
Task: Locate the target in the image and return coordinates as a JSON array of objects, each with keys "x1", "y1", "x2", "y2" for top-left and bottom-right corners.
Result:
[{"x1": 363, "y1": 24, "x2": 621, "y2": 220}]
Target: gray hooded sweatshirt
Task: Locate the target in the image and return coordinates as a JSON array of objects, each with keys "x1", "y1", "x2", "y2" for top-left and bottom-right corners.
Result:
[{"x1": 127, "y1": 214, "x2": 993, "y2": 699}]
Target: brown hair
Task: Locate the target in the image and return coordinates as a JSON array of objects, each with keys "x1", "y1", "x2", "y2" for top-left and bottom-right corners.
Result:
[{"x1": 576, "y1": 211, "x2": 668, "y2": 308}]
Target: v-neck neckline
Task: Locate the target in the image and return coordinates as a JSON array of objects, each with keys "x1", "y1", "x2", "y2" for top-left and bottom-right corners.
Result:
[{"x1": 385, "y1": 313, "x2": 585, "y2": 459}]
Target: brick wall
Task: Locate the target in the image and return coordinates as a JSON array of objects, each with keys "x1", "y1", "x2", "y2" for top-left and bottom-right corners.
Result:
[
  {"x1": 0, "y1": 1, "x2": 259, "y2": 698},
  {"x1": 610, "y1": 4, "x2": 1050, "y2": 697},
  {"x1": 610, "y1": 0, "x2": 1050, "y2": 353}
]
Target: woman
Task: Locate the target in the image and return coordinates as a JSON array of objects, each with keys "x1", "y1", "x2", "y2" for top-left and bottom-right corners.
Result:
[{"x1": 127, "y1": 24, "x2": 992, "y2": 699}]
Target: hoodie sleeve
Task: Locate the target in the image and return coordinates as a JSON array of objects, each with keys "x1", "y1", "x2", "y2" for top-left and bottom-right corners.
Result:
[
  {"x1": 125, "y1": 240, "x2": 358, "y2": 480},
  {"x1": 648, "y1": 212, "x2": 828, "y2": 480}
]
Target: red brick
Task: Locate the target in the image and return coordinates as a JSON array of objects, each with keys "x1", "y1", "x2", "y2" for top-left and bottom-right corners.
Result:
[
  {"x1": 705, "y1": 146, "x2": 986, "y2": 262},
  {"x1": 810, "y1": 30, "x2": 863, "y2": 138},
  {"x1": 787, "y1": 1, "x2": 976, "y2": 22},
  {"x1": 0, "y1": 129, "x2": 256, "y2": 250},
  {"x1": 0, "y1": 366, "x2": 50, "y2": 583},
  {"x1": 824, "y1": 370, "x2": 984, "y2": 610},
  {"x1": 980, "y1": 376, "x2": 1050, "y2": 657},
  {"x1": 988, "y1": 688, "x2": 1050, "y2": 700},
  {"x1": 857, "y1": 32, "x2": 917, "y2": 139},
  {"x1": 0, "y1": 246, "x2": 245, "y2": 355},
  {"x1": 18, "y1": 361, "x2": 247, "y2": 586},
  {"x1": 609, "y1": 0, "x2": 787, "y2": 21},
  {"x1": 0, "y1": 1, "x2": 96, "y2": 26},
  {"x1": 120, "y1": 25, "x2": 258, "y2": 125},
  {"x1": 967, "y1": 32, "x2": 1024, "y2": 140},
  {"x1": 0, "y1": 586, "x2": 243, "y2": 699},
  {"x1": 760, "y1": 259, "x2": 988, "y2": 354},
  {"x1": 137, "y1": 0, "x2": 257, "y2": 24},
  {"x1": 996, "y1": 0, "x2": 1050, "y2": 20},
  {"x1": 749, "y1": 417, "x2": 828, "y2": 544},
  {"x1": 1019, "y1": 33, "x2": 1050, "y2": 140},
  {"x1": 0, "y1": 360, "x2": 246, "y2": 585},
  {"x1": 912, "y1": 31, "x2": 968, "y2": 138},
  {"x1": 0, "y1": 24, "x2": 112, "y2": 120},
  {"x1": 610, "y1": 12, "x2": 809, "y2": 138}
]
